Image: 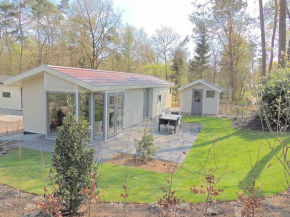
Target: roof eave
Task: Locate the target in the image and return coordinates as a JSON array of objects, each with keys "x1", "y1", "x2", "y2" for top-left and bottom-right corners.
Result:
[{"x1": 178, "y1": 79, "x2": 222, "y2": 93}]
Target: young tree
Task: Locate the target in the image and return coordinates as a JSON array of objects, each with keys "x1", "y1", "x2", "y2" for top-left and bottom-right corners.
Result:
[
  {"x1": 134, "y1": 119, "x2": 158, "y2": 164},
  {"x1": 189, "y1": 22, "x2": 210, "y2": 80},
  {"x1": 50, "y1": 94, "x2": 97, "y2": 214}
]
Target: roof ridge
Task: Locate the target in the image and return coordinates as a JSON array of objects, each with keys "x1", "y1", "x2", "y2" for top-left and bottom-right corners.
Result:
[
  {"x1": 47, "y1": 65, "x2": 174, "y2": 85},
  {"x1": 201, "y1": 79, "x2": 223, "y2": 90}
]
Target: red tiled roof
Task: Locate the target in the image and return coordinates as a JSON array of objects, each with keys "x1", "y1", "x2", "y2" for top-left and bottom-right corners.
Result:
[{"x1": 48, "y1": 65, "x2": 173, "y2": 86}]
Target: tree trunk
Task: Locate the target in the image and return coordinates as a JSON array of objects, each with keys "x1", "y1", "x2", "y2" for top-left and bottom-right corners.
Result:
[
  {"x1": 228, "y1": 17, "x2": 235, "y2": 101},
  {"x1": 259, "y1": 0, "x2": 267, "y2": 77},
  {"x1": 268, "y1": 0, "x2": 278, "y2": 74},
  {"x1": 278, "y1": 0, "x2": 287, "y2": 68},
  {"x1": 18, "y1": 2, "x2": 24, "y2": 74}
]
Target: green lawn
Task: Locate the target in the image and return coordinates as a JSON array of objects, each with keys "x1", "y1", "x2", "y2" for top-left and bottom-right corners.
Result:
[{"x1": 0, "y1": 116, "x2": 287, "y2": 203}]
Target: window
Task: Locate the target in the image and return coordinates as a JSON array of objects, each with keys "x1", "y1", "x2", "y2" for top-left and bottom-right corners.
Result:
[
  {"x1": 194, "y1": 91, "x2": 202, "y2": 102},
  {"x1": 157, "y1": 95, "x2": 162, "y2": 103},
  {"x1": 206, "y1": 91, "x2": 215, "y2": 98},
  {"x1": 2, "y1": 92, "x2": 11, "y2": 98}
]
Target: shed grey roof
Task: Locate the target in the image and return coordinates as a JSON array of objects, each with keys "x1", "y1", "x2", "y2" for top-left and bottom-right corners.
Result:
[
  {"x1": 0, "y1": 76, "x2": 13, "y2": 84},
  {"x1": 178, "y1": 79, "x2": 223, "y2": 93}
]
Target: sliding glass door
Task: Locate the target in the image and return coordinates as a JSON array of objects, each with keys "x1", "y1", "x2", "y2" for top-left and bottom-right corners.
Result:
[
  {"x1": 94, "y1": 94, "x2": 104, "y2": 141},
  {"x1": 107, "y1": 94, "x2": 116, "y2": 139},
  {"x1": 107, "y1": 92, "x2": 125, "y2": 139}
]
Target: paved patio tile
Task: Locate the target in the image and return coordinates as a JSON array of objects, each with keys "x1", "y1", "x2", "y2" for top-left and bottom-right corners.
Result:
[
  {"x1": 0, "y1": 118, "x2": 202, "y2": 163},
  {"x1": 0, "y1": 109, "x2": 23, "y2": 116}
]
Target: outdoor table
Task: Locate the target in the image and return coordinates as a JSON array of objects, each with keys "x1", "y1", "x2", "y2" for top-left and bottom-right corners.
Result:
[{"x1": 158, "y1": 114, "x2": 182, "y2": 134}]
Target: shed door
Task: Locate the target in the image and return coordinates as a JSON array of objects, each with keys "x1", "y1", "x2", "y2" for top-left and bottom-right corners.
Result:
[
  {"x1": 143, "y1": 89, "x2": 149, "y2": 119},
  {"x1": 191, "y1": 89, "x2": 203, "y2": 114}
]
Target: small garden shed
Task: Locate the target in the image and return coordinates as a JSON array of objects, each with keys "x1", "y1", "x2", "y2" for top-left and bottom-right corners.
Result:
[{"x1": 178, "y1": 79, "x2": 222, "y2": 116}]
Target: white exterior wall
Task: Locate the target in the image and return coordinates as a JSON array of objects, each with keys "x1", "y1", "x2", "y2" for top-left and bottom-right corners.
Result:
[
  {"x1": 152, "y1": 87, "x2": 171, "y2": 117},
  {"x1": 180, "y1": 83, "x2": 220, "y2": 115},
  {"x1": 0, "y1": 84, "x2": 22, "y2": 110},
  {"x1": 22, "y1": 75, "x2": 46, "y2": 134},
  {"x1": 45, "y1": 73, "x2": 76, "y2": 92},
  {"x1": 124, "y1": 88, "x2": 144, "y2": 127}
]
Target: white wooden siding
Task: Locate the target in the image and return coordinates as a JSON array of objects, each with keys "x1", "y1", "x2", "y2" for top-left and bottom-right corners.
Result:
[
  {"x1": 152, "y1": 87, "x2": 171, "y2": 117},
  {"x1": 180, "y1": 83, "x2": 220, "y2": 115},
  {"x1": 124, "y1": 88, "x2": 144, "y2": 127},
  {"x1": 0, "y1": 84, "x2": 22, "y2": 110},
  {"x1": 22, "y1": 75, "x2": 46, "y2": 134},
  {"x1": 45, "y1": 73, "x2": 75, "y2": 92}
]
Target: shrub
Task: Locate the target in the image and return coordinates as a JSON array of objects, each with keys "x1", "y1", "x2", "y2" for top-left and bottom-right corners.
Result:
[
  {"x1": 259, "y1": 70, "x2": 290, "y2": 128},
  {"x1": 134, "y1": 119, "x2": 158, "y2": 163},
  {"x1": 50, "y1": 94, "x2": 98, "y2": 214}
]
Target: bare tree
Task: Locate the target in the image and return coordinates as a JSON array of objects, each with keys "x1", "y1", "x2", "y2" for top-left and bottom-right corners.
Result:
[
  {"x1": 71, "y1": 0, "x2": 121, "y2": 69},
  {"x1": 259, "y1": 0, "x2": 266, "y2": 77},
  {"x1": 151, "y1": 26, "x2": 180, "y2": 80}
]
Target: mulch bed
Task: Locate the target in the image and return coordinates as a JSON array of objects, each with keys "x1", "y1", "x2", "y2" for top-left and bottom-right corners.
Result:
[
  {"x1": 1, "y1": 183, "x2": 290, "y2": 216},
  {"x1": 105, "y1": 153, "x2": 181, "y2": 173}
]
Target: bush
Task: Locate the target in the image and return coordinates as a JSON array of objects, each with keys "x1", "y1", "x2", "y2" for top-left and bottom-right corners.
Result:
[
  {"x1": 134, "y1": 119, "x2": 158, "y2": 163},
  {"x1": 259, "y1": 70, "x2": 290, "y2": 127},
  {"x1": 50, "y1": 94, "x2": 98, "y2": 214}
]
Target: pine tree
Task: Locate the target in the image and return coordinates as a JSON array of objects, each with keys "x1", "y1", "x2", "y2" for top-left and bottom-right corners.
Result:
[{"x1": 190, "y1": 25, "x2": 210, "y2": 80}]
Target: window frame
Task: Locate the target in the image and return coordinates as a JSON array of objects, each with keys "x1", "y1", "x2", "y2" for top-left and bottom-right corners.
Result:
[
  {"x1": 157, "y1": 94, "x2": 162, "y2": 103},
  {"x1": 2, "y1": 92, "x2": 11, "y2": 98},
  {"x1": 206, "y1": 90, "x2": 215, "y2": 98}
]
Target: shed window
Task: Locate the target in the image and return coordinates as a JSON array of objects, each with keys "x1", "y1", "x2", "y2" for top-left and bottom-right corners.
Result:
[
  {"x1": 2, "y1": 92, "x2": 11, "y2": 98},
  {"x1": 157, "y1": 95, "x2": 162, "y2": 103},
  {"x1": 206, "y1": 91, "x2": 215, "y2": 98}
]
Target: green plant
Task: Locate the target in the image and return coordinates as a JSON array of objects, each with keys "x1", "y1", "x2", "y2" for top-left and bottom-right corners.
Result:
[
  {"x1": 50, "y1": 93, "x2": 97, "y2": 214},
  {"x1": 134, "y1": 119, "x2": 158, "y2": 163},
  {"x1": 190, "y1": 142, "x2": 225, "y2": 216},
  {"x1": 259, "y1": 70, "x2": 290, "y2": 127}
]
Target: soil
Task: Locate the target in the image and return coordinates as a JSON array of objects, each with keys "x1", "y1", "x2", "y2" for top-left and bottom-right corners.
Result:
[
  {"x1": 0, "y1": 140, "x2": 18, "y2": 157},
  {"x1": 232, "y1": 115, "x2": 271, "y2": 131},
  {"x1": 105, "y1": 153, "x2": 181, "y2": 174},
  {"x1": 1, "y1": 184, "x2": 290, "y2": 216}
]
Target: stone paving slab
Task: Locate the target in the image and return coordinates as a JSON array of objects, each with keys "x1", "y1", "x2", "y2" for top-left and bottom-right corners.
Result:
[
  {"x1": 91, "y1": 119, "x2": 202, "y2": 163},
  {"x1": 0, "y1": 118, "x2": 202, "y2": 163}
]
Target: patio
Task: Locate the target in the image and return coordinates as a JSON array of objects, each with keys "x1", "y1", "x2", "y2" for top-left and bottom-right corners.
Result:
[{"x1": 0, "y1": 118, "x2": 202, "y2": 163}]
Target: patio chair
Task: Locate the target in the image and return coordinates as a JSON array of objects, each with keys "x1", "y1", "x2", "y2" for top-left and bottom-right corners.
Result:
[
  {"x1": 168, "y1": 117, "x2": 180, "y2": 134},
  {"x1": 178, "y1": 115, "x2": 182, "y2": 129},
  {"x1": 158, "y1": 115, "x2": 168, "y2": 132},
  {"x1": 171, "y1": 111, "x2": 180, "y2": 115}
]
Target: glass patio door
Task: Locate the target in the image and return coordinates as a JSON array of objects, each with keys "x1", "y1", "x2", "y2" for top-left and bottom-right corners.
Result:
[
  {"x1": 94, "y1": 94, "x2": 104, "y2": 141},
  {"x1": 107, "y1": 92, "x2": 125, "y2": 139},
  {"x1": 107, "y1": 94, "x2": 116, "y2": 139}
]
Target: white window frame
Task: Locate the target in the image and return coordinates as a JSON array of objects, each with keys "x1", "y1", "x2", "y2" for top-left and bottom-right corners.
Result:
[{"x1": 206, "y1": 90, "x2": 215, "y2": 98}]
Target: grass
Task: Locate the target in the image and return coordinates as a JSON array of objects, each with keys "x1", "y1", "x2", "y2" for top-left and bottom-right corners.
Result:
[{"x1": 0, "y1": 116, "x2": 287, "y2": 203}]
